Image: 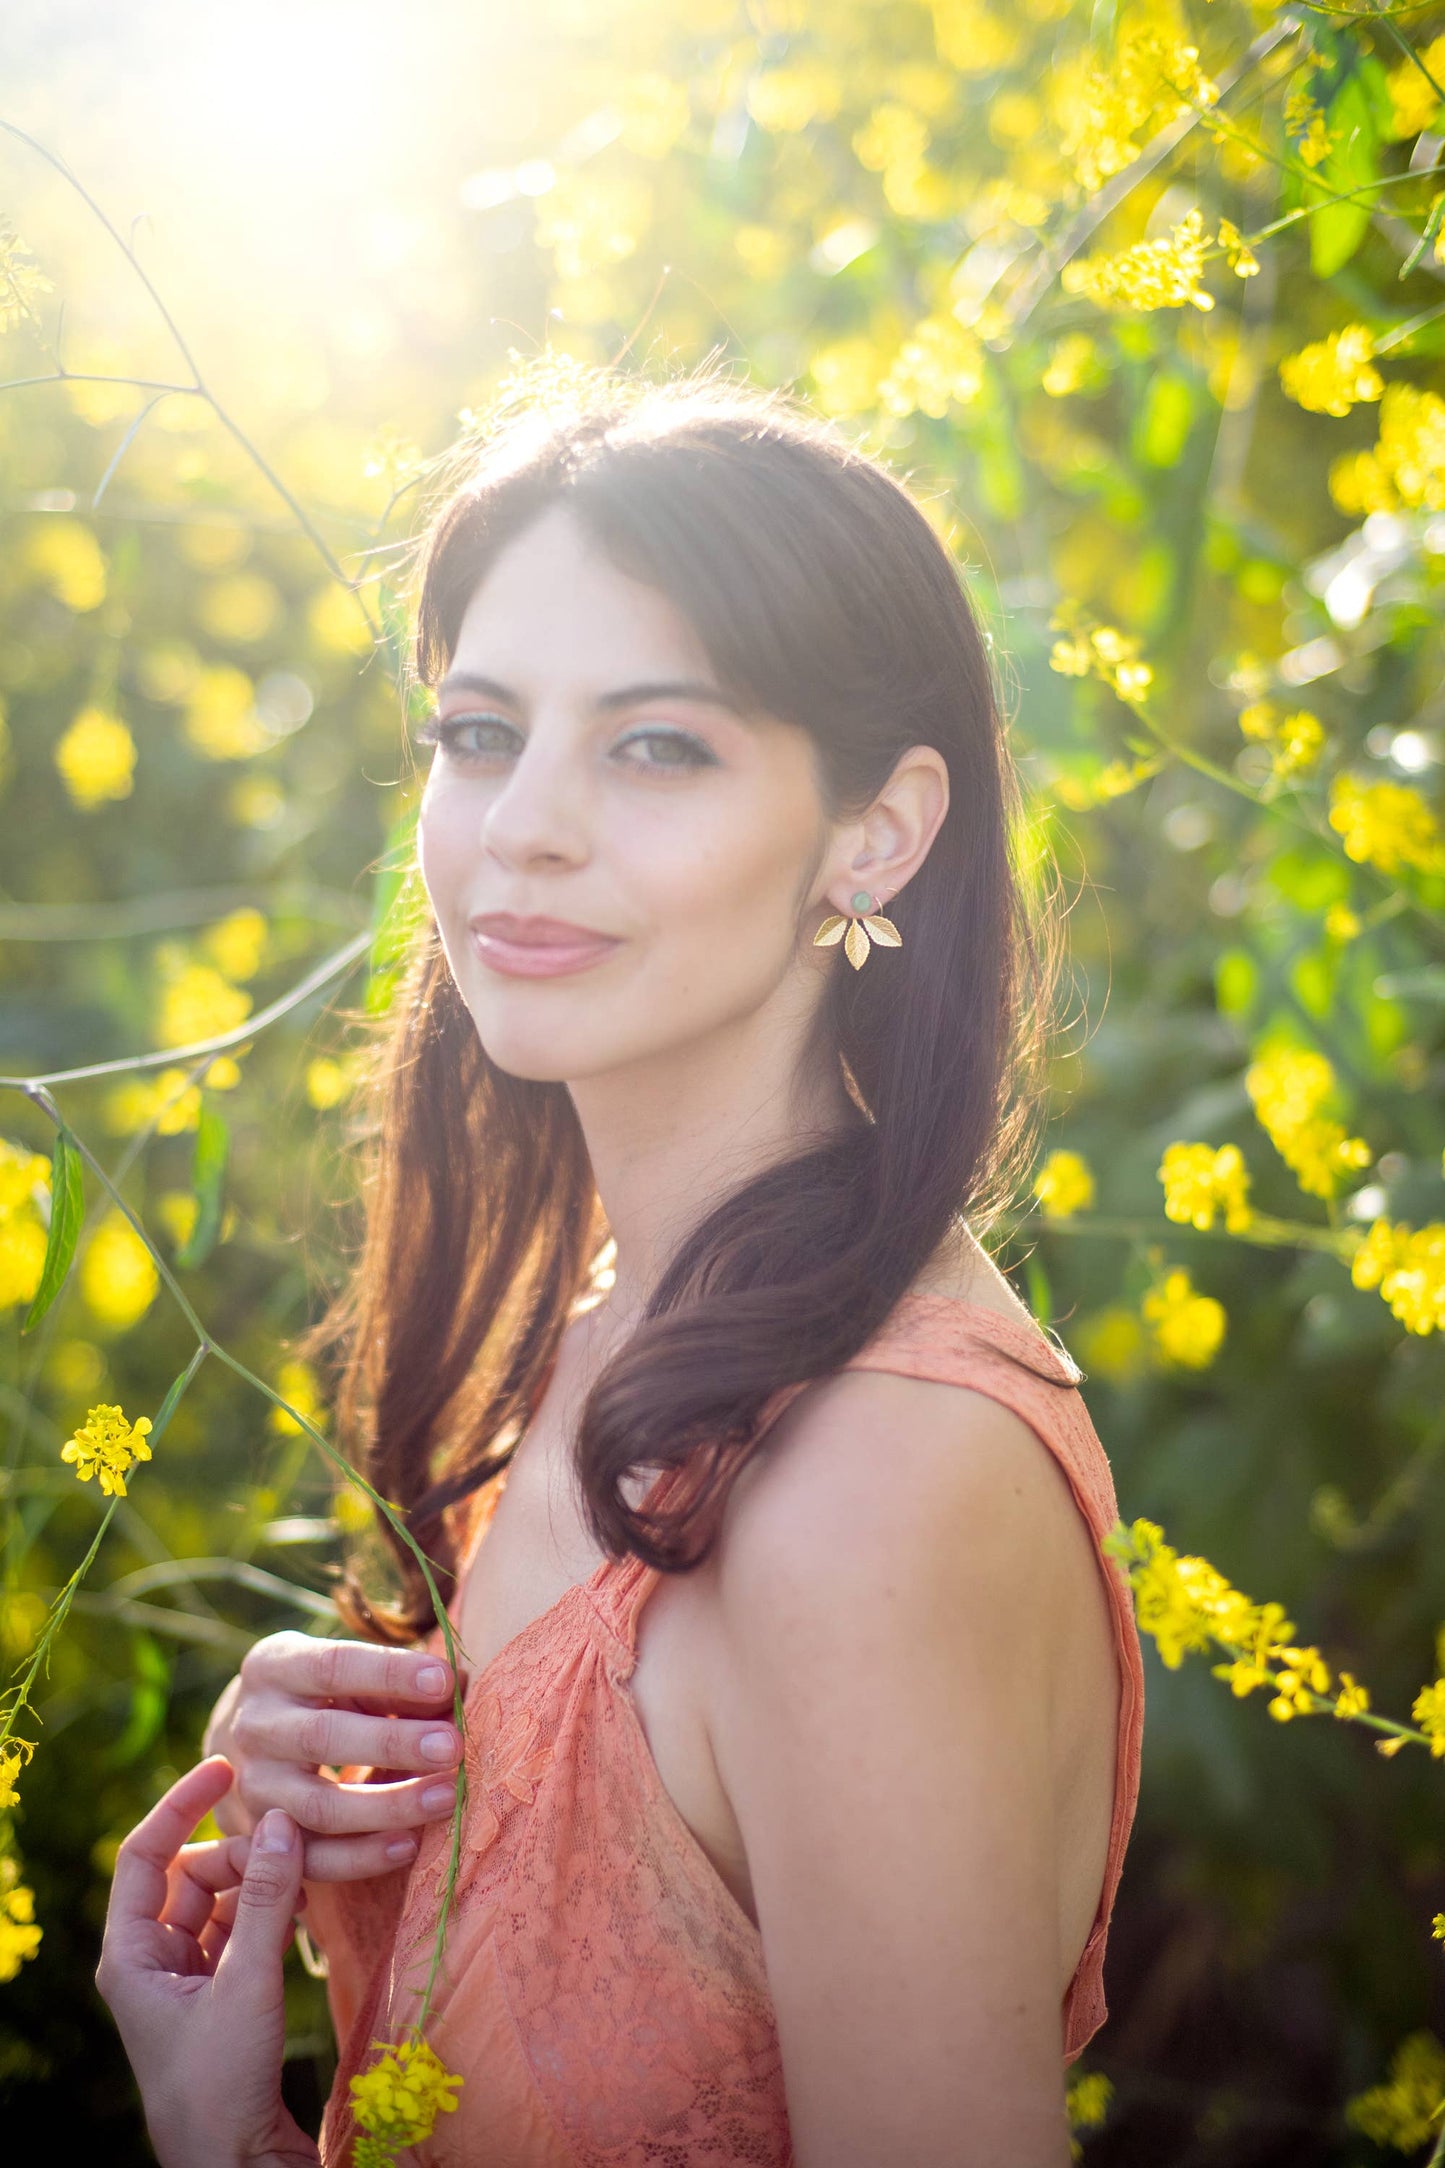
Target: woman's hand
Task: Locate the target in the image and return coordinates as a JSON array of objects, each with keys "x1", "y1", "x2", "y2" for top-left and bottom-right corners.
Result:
[
  {"x1": 203, "y1": 1631, "x2": 462, "y2": 1882},
  {"x1": 96, "y1": 1755, "x2": 318, "y2": 2168}
]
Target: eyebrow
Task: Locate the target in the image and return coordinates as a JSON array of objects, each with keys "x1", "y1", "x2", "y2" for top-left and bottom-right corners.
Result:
[{"x1": 435, "y1": 670, "x2": 750, "y2": 717}]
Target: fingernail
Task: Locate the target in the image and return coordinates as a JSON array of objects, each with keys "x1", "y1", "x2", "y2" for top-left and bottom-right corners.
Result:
[
  {"x1": 386, "y1": 1835, "x2": 418, "y2": 1863},
  {"x1": 416, "y1": 1663, "x2": 448, "y2": 1696},
  {"x1": 255, "y1": 1809, "x2": 295, "y2": 1855},
  {"x1": 421, "y1": 1729, "x2": 458, "y2": 1763},
  {"x1": 421, "y1": 1783, "x2": 455, "y2": 1814}
]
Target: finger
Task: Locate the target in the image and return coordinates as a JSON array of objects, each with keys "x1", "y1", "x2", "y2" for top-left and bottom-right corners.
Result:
[
  {"x1": 241, "y1": 1632, "x2": 454, "y2": 1713},
  {"x1": 242, "y1": 1762, "x2": 458, "y2": 1839},
  {"x1": 264, "y1": 1703, "x2": 462, "y2": 1776},
  {"x1": 108, "y1": 1757, "x2": 237, "y2": 1940},
  {"x1": 160, "y1": 1837, "x2": 250, "y2": 1938},
  {"x1": 213, "y1": 1809, "x2": 304, "y2": 1999},
  {"x1": 299, "y1": 1828, "x2": 429, "y2": 1882}
]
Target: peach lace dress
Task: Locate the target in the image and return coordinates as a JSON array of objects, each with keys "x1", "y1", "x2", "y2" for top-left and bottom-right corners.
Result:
[{"x1": 307, "y1": 1293, "x2": 1145, "y2": 2166}]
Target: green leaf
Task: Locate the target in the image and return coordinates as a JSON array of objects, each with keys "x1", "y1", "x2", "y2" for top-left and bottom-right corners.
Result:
[
  {"x1": 102, "y1": 1631, "x2": 172, "y2": 1768},
  {"x1": 1134, "y1": 372, "x2": 1194, "y2": 469},
  {"x1": 175, "y1": 1101, "x2": 229, "y2": 1271},
  {"x1": 1308, "y1": 71, "x2": 1381, "y2": 279},
  {"x1": 22, "y1": 1129, "x2": 84, "y2": 1334}
]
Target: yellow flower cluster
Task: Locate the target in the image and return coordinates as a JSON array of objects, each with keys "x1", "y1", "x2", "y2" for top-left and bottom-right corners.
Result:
[
  {"x1": 1158, "y1": 1142, "x2": 1252, "y2": 1232},
  {"x1": 1344, "y1": 2032, "x2": 1445, "y2": 2154},
  {"x1": 878, "y1": 315, "x2": 984, "y2": 420},
  {"x1": 1048, "y1": 611, "x2": 1154, "y2": 701},
  {"x1": 1033, "y1": 1148, "x2": 1095, "y2": 1217},
  {"x1": 1278, "y1": 326, "x2": 1383, "y2": 418},
  {"x1": 1103, "y1": 1517, "x2": 1369, "y2": 1728},
  {"x1": 0, "y1": 1856, "x2": 42, "y2": 1984},
  {"x1": 350, "y1": 2035, "x2": 463, "y2": 2166},
  {"x1": 154, "y1": 943, "x2": 253, "y2": 1050},
  {"x1": 1052, "y1": 753, "x2": 1165, "y2": 809},
  {"x1": 1062, "y1": 207, "x2": 1250, "y2": 315},
  {"x1": 1351, "y1": 1219, "x2": 1445, "y2": 1337},
  {"x1": 1057, "y1": 16, "x2": 1218, "y2": 193},
  {"x1": 1328, "y1": 774, "x2": 1445, "y2": 878},
  {"x1": 54, "y1": 706, "x2": 137, "y2": 810},
  {"x1": 60, "y1": 1403, "x2": 153, "y2": 1500},
  {"x1": 1283, "y1": 89, "x2": 1336, "y2": 169},
  {"x1": 103, "y1": 1054, "x2": 241, "y2": 1138},
  {"x1": 1331, "y1": 383, "x2": 1445, "y2": 517},
  {"x1": 0, "y1": 1739, "x2": 35, "y2": 1813},
  {"x1": 1237, "y1": 700, "x2": 1325, "y2": 784},
  {"x1": 1386, "y1": 34, "x2": 1445, "y2": 140},
  {"x1": 1065, "y1": 2067, "x2": 1113, "y2": 2159},
  {"x1": 0, "y1": 1138, "x2": 50, "y2": 1312},
  {"x1": 26, "y1": 520, "x2": 106, "y2": 612},
  {"x1": 1244, "y1": 1047, "x2": 1371, "y2": 1201},
  {"x1": 1142, "y1": 1267, "x2": 1226, "y2": 1368}
]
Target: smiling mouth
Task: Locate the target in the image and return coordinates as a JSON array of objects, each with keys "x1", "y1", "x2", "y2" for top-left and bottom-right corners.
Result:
[{"x1": 468, "y1": 918, "x2": 623, "y2": 979}]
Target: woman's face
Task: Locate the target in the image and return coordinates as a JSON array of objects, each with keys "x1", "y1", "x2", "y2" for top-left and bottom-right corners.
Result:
[{"x1": 415, "y1": 502, "x2": 839, "y2": 1086}]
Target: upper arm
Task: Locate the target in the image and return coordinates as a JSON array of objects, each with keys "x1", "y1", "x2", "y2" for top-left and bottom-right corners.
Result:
[{"x1": 708, "y1": 1371, "x2": 1081, "y2": 2168}]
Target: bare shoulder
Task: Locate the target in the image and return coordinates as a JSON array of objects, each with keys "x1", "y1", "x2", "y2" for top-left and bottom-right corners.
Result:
[{"x1": 714, "y1": 1347, "x2": 1089, "y2": 1664}]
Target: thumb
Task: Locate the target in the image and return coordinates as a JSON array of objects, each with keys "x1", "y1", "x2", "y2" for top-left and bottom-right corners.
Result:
[{"x1": 213, "y1": 1809, "x2": 304, "y2": 1998}]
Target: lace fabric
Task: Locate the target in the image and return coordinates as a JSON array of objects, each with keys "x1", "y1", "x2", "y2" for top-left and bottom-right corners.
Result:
[{"x1": 307, "y1": 1294, "x2": 1145, "y2": 2165}]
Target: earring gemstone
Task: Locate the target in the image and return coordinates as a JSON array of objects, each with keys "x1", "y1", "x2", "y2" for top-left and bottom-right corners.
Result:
[{"x1": 850, "y1": 890, "x2": 873, "y2": 911}]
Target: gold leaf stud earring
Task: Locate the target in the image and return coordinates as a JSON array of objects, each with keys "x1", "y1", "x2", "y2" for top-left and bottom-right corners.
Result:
[{"x1": 813, "y1": 889, "x2": 903, "y2": 970}]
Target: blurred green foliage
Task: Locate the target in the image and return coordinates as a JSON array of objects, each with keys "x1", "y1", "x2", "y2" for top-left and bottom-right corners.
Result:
[{"x1": 3, "y1": 0, "x2": 1445, "y2": 2157}]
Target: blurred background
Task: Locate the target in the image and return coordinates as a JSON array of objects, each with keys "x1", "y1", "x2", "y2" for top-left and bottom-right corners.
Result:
[{"x1": 3, "y1": 0, "x2": 1445, "y2": 2157}]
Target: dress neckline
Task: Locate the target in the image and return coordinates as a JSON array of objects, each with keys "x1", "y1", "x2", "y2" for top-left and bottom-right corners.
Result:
[{"x1": 445, "y1": 1286, "x2": 1067, "y2": 1698}]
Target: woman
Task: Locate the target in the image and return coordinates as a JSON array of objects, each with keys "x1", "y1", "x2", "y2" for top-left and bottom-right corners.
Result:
[{"x1": 100, "y1": 368, "x2": 1144, "y2": 2166}]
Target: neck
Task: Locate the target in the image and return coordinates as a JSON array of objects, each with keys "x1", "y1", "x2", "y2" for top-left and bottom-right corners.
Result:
[{"x1": 567, "y1": 995, "x2": 854, "y2": 1335}]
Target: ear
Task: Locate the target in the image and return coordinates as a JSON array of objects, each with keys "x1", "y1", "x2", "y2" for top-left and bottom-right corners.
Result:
[{"x1": 813, "y1": 744, "x2": 950, "y2": 915}]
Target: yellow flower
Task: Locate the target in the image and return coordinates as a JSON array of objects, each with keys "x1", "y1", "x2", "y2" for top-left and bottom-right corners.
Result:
[
  {"x1": 1279, "y1": 326, "x2": 1383, "y2": 418},
  {"x1": 745, "y1": 59, "x2": 843, "y2": 134},
  {"x1": 1056, "y1": 21, "x2": 1217, "y2": 192},
  {"x1": 155, "y1": 947, "x2": 253, "y2": 1050},
  {"x1": 1142, "y1": 1267, "x2": 1226, "y2": 1368},
  {"x1": 1328, "y1": 774, "x2": 1445, "y2": 878},
  {"x1": 1386, "y1": 36, "x2": 1445, "y2": 139},
  {"x1": 26, "y1": 518, "x2": 106, "y2": 611},
  {"x1": 1034, "y1": 1149, "x2": 1095, "y2": 1217},
  {"x1": 1041, "y1": 334, "x2": 1098, "y2": 397},
  {"x1": 1432, "y1": 1913, "x2": 1445, "y2": 1943},
  {"x1": 79, "y1": 1212, "x2": 160, "y2": 1334},
  {"x1": 184, "y1": 664, "x2": 267, "y2": 760},
  {"x1": 1330, "y1": 382, "x2": 1445, "y2": 517},
  {"x1": 878, "y1": 315, "x2": 985, "y2": 420},
  {"x1": 1062, "y1": 207, "x2": 1215, "y2": 314},
  {"x1": 1334, "y1": 1672, "x2": 1371, "y2": 1719},
  {"x1": 1073, "y1": 1305, "x2": 1147, "y2": 1385},
  {"x1": 1284, "y1": 88, "x2": 1336, "y2": 167},
  {"x1": 268, "y1": 1358, "x2": 328, "y2": 1436},
  {"x1": 197, "y1": 573, "x2": 281, "y2": 645},
  {"x1": 1413, "y1": 1680, "x2": 1445, "y2": 1757},
  {"x1": 1245, "y1": 1047, "x2": 1371, "y2": 1201},
  {"x1": 201, "y1": 908, "x2": 268, "y2": 982},
  {"x1": 1345, "y1": 2032, "x2": 1445, "y2": 2153},
  {"x1": 350, "y1": 2035, "x2": 463, "y2": 2163},
  {"x1": 0, "y1": 1214, "x2": 47, "y2": 1309},
  {"x1": 1048, "y1": 609, "x2": 1154, "y2": 701},
  {"x1": 1214, "y1": 218, "x2": 1260, "y2": 278},
  {"x1": 0, "y1": 1859, "x2": 42, "y2": 1983},
  {"x1": 0, "y1": 1740, "x2": 35, "y2": 1812},
  {"x1": 1352, "y1": 1220, "x2": 1445, "y2": 1336},
  {"x1": 1065, "y1": 2066, "x2": 1113, "y2": 2158},
  {"x1": 0, "y1": 1138, "x2": 49, "y2": 1223},
  {"x1": 54, "y1": 706, "x2": 137, "y2": 810},
  {"x1": 1158, "y1": 1142, "x2": 1252, "y2": 1232},
  {"x1": 1237, "y1": 701, "x2": 1325, "y2": 783},
  {"x1": 61, "y1": 1401, "x2": 153, "y2": 1499},
  {"x1": 103, "y1": 1068, "x2": 203, "y2": 1138},
  {"x1": 1324, "y1": 903, "x2": 1361, "y2": 944}
]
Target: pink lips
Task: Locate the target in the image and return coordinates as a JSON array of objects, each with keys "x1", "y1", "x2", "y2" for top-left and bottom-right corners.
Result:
[{"x1": 468, "y1": 913, "x2": 622, "y2": 979}]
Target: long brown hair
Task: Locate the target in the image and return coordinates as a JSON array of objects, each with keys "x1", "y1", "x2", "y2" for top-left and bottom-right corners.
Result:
[{"x1": 307, "y1": 364, "x2": 1055, "y2": 1643}]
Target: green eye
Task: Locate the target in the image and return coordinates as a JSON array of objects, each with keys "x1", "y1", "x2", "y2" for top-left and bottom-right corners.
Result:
[{"x1": 616, "y1": 729, "x2": 718, "y2": 771}]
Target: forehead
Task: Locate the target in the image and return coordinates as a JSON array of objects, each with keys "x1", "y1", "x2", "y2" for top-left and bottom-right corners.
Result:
[{"x1": 448, "y1": 503, "x2": 717, "y2": 686}]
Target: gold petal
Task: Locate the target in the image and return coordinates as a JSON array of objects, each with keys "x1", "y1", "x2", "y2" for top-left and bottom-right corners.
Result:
[
  {"x1": 844, "y1": 919, "x2": 870, "y2": 969},
  {"x1": 813, "y1": 915, "x2": 848, "y2": 946},
  {"x1": 861, "y1": 915, "x2": 901, "y2": 946}
]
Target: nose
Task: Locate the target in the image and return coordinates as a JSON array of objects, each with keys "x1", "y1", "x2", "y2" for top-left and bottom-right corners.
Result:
[{"x1": 478, "y1": 716, "x2": 590, "y2": 874}]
